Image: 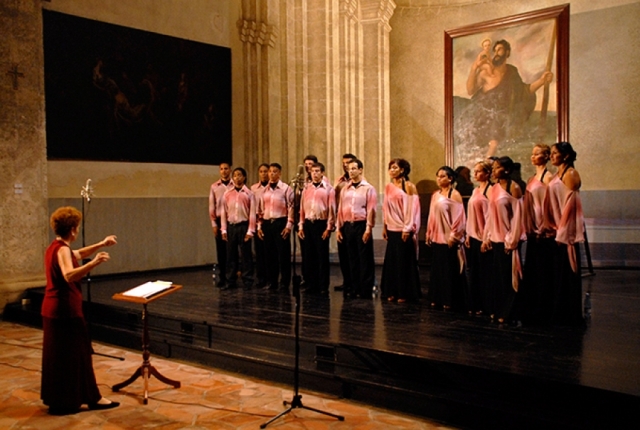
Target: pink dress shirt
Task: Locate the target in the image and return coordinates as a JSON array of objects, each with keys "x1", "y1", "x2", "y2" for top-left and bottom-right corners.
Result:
[
  {"x1": 220, "y1": 185, "x2": 257, "y2": 237},
  {"x1": 209, "y1": 179, "x2": 234, "y2": 228},
  {"x1": 299, "y1": 182, "x2": 336, "y2": 231},
  {"x1": 336, "y1": 179, "x2": 377, "y2": 233},
  {"x1": 257, "y1": 180, "x2": 295, "y2": 230}
]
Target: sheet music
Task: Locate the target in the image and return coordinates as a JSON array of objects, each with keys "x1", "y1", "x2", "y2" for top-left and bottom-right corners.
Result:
[{"x1": 122, "y1": 280, "x2": 173, "y2": 298}]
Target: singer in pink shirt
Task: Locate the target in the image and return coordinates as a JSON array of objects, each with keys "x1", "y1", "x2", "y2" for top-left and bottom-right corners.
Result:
[
  {"x1": 482, "y1": 156, "x2": 525, "y2": 324},
  {"x1": 257, "y1": 163, "x2": 295, "y2": 291},
  {"x1": 544, "y1": 142, "x2": 585, "y2": 326},
  {"x1": 298, "y1": 163, "x2": 336, "y2": 294},
  {"x1": 209, "y1": 163, "x2": 234, "y2": 286},
  {"x1": 334, "y1": 153, "x2": 357, "y2": 292},
  {"x1": 464, "y1": 161, "x2": 493, "y2": 315},
  {"x1": 517, "y1": 144, "x2": 555, "y2": 324},
  {"x1": 336, "y1": 159, "x2": 377, "y2": 298},
  {"x1": 220, "y1": 167, "x2": 256, "y2": 289},
  {"x1": 380, "y1": 158, "x2": 421, "y2": 303},
  {"x1": 425, "y1": 166, "x2": 467, "y2": 311},
  {"x1": 251, "y1": 163, "x2": 270, "y2": 288}
]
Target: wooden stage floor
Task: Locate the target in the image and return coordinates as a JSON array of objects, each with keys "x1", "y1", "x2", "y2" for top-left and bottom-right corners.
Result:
[{"x1": 81, "y1": 265, "x2": 639, "y2": 398}]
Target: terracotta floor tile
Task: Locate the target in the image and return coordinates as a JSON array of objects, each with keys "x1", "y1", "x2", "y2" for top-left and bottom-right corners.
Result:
[{"x1": 0, "y1": 321, "x2": 456, "y2": 429}]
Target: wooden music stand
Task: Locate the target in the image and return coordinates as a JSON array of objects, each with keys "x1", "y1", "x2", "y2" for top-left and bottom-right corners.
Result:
[{"x1": 111, "y1": 284, "x2": 182, "y2": 404}]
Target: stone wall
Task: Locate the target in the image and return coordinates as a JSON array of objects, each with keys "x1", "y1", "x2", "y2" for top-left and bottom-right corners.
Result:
[{"x1": 0, "y1": 0, "x2": 48, "y2": 309}]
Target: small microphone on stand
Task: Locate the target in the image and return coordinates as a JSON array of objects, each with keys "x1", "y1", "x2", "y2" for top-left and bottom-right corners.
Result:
[
  {"x1": 81, "y1": 179, "x2": 94, "y2": 202},
  {"x1": 289, "y1": 165, "x2": 306, "y2": 190}
]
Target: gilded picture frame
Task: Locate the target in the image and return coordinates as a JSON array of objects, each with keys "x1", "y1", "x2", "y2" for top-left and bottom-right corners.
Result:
[{"x1": 444, "y1": 4, "x2": 569, "y2": 178}]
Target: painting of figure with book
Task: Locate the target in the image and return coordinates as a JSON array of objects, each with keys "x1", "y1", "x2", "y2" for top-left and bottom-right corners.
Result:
[{"x1": 445, "y1": 5, "x2": 569, "y2": 179}]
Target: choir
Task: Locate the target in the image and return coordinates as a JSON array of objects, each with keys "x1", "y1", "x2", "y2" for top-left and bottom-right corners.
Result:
[{"x1": 209, "y1": 142, "x2": 585, "y2": 326}]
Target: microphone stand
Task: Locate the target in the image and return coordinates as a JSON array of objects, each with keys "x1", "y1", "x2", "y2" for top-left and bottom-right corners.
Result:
[
  {"x1": 81, "y1": 181, "x2": 124, "y2": 361},
  {"x1": 260, "y1": 173, "x2": 344, "y2": 428}
]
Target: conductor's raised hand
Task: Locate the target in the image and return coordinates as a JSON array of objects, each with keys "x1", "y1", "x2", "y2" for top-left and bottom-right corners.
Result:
[{"x1": 102, "y1": 235, "x2": 118, "y2": 247}]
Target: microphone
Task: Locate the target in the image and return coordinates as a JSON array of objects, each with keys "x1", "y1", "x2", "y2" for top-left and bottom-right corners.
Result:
[
  {"x1": 290, "y1": 165, "x2": 306, "y2": 189},
  {"x1": 81, "y1": 179, "x2": 94, "y2": 202}
]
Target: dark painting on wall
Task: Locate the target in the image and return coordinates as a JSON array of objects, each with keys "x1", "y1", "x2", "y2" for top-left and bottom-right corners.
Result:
[{"x1": 43, "y1": 10, "x2": 232, "y2": 166}]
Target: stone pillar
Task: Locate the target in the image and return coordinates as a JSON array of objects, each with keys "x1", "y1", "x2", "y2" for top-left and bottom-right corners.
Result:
[
  {"x1": 359, "y1": 0, "x2": 395, "y2": 191},
  {"x1": 0, "y1": 0, "x2": 49, "y2": 310},
  {"x1": 237, "y1": 0, "x2": 280, "y2": 171}
]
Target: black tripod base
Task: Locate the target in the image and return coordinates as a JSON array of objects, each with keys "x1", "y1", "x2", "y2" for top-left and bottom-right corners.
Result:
[{"x1": 260, "y1": 394, "x2": 345, "y2": 428}]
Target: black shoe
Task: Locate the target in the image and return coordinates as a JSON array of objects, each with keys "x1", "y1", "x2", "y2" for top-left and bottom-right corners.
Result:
[
  {"x1": 48, "y1": 406, "x2": 79, "y2": 415},
  {"x1": 334, "y1": 284, "x2": 344, "y2": 291},
  {"x1": 262, "y1": 283, "x2": 275, "y2": 290},
  {"x1": 88, "y1": 400, "x2": 120, "y2": 410}
]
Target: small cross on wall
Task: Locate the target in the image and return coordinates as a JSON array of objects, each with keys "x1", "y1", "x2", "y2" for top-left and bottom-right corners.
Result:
[{"x1": 7, "y1": 64, "x2": 25, "y2": 90}]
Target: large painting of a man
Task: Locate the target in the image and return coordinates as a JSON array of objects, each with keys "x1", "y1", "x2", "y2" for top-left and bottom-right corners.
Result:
[{"x1": 446, "y1": 5, "x2": 569, "y2": 179}]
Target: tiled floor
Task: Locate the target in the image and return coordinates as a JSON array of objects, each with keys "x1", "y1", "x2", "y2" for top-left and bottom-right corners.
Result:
[{"x1": 0, "y1": 321, "x2": 456, "y2": 429}]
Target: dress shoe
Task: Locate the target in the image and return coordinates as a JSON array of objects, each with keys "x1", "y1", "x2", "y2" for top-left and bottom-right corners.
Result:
[
  {"x1": 262, "y1": 283, "x2": 274, "y2": 290},
  {"x1": 88, "y1": 400, "x2": 120, "y2": 410},
  {"x1": 334, "y1": 284, "x2": 344, "y2": 291}
]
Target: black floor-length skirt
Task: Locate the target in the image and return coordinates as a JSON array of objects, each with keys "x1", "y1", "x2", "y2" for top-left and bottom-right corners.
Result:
[
  {"x1": 551, "y1": 243, "x2": 584, "y2": 326},
  {"x1": 428, "y1": 243, "x2": 466, "y2": 309},
  {"x1": 465, "y1": 237, "x2": 493, "y2": 314},
  {"x1": 380, "y1": 231, "x2": 421, "y2": 301},
  {"x1": 41, "y1": 316, "x2": 101, "y2": 409}
]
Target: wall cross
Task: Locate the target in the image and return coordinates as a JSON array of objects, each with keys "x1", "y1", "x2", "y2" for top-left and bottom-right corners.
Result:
[{"x1": 7, "y1": 64, "x2": 25, "y2": 90}]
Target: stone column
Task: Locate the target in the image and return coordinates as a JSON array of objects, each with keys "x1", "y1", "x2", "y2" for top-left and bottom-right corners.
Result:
[
  {"x1": 0, "y1": 0, "x2": 49, "y2": 310},
  {"x1": 359, "y1": 0, "x2": 395, "y2": 192}
]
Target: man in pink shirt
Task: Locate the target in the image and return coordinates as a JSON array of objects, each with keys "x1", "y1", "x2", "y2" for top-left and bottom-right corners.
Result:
[
  {"x1": 298, "y1": 163, "x2": 336, "y2": 294},
  {"x1": 209, "y1": 163, "x2": 234, "y2": 287},
  {"x1": 336, "y1": 159, "x2": 377, "y2": 298},
  {"x1": 220, "y1": 167, "x2": 256, "y2": 289},
  {"x1": 257, "y1": 163, "x2": 295, "y2": 291},
  {"x1": 251, "y1": 163, "x2": 270, "y2": 288},
  {"x1": 334, "y1": 153, "x2": 357, "y2": 292}
]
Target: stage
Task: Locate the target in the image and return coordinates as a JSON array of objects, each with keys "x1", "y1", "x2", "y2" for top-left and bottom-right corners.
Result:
[{"x1": 5, "y1": 265, "x2": 639, "y2": 429}]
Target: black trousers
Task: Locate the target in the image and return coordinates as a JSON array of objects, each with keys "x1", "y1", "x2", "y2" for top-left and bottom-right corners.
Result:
[
  {"x1": 341, "y1": 221, "x2": 375, "y2": 297},
  {"x1": 301, "y1": 219, "x2": 330, "y2": 292},
  {"x1": 226, "y1": 222, "x2": 254, "y2": 285},
  {"x1": 214, "y1": 217, "x2": 227, "y2": 284},
  {"x1": 262, "y1": 217, "x2": 291, "y2": 288},
  {"x1": 254, "y1": 236, "x2": 267, "y2": 286}
]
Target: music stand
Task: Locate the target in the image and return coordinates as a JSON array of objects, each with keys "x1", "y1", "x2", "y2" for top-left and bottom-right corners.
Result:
[{"x1": 111, "y1": 284, "x2": 182, "y2": 404}]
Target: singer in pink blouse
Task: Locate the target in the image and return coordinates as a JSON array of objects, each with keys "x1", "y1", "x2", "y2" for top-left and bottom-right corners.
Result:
[
  {"x1": 545, "y1": 142, "x2": 585, "y2": 326},
  {"x1": 464, "y1": 161, "x2": 493, "y2": 315},
  {"x1": 426, "y1": 166, "x2": 467, "y2": 310},
  {"x1": 518, "y1": 144, "x2": 555, "y2": 324},
  {"x1": 482, "y1": 156, "x2": 525, "y2": 324},
  {"x1": 380, "y1": 159, "x2": 421, "y2": 303}
]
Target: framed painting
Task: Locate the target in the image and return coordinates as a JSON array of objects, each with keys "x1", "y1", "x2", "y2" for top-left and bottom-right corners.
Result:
[
  {"x1": 444, "y1": 4, "x2": 569, "y2": 179},
  {"x1": 43, "y1": 10, "x2": 232, "y2": 166}
]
